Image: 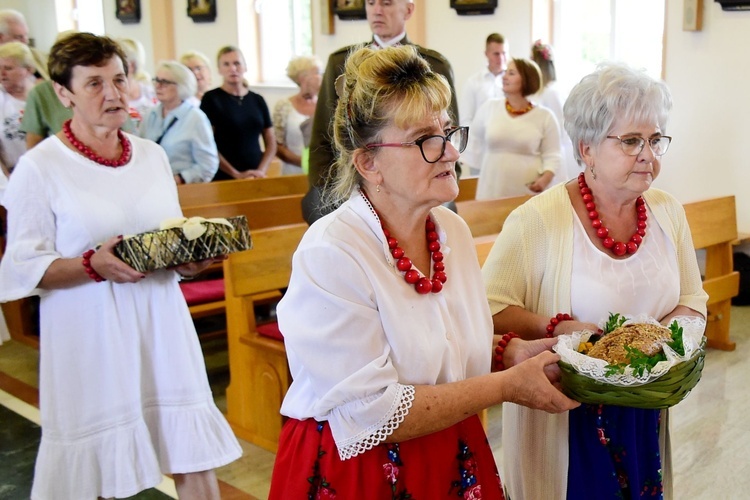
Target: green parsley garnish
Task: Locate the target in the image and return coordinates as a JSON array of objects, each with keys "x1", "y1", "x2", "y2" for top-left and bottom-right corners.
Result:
[{"x1": 603, "y1": 319, "x2": 684, "y2": 377}]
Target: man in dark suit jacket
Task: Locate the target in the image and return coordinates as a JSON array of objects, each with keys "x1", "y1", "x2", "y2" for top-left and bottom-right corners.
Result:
[{"x1": 303, "y1": 0, "x2": 459, "y2": 223}]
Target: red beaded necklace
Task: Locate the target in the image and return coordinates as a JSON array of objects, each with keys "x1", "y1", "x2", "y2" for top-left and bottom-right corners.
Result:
[
  {"x1": 63, "y1": 119, "x2": 132, "y2": 167},
  {"x1": 578, "y1": 173, "x2": 647, "y2": 257},
  {"x1": 505, "y1": 99, "x2": 534, "y2": 116},
  {"x1": 361, "y1": 189, "x2": 447, "y2": 294}
]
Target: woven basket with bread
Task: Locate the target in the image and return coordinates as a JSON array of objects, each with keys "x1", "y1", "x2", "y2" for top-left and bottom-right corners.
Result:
[{"x1": 555, "y1": 313, "x2": 706, "y2": 409}]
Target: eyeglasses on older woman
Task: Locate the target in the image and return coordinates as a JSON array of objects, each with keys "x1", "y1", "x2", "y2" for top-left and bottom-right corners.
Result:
[
  {"x1": 365, "y1": 126, "x2": 469, "y2": 164},
  {"x1": 606, "y1": 134, "x2": 672, "y2": 157}
]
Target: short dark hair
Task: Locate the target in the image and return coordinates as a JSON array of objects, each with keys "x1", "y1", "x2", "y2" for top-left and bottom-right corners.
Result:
[
  {"x1": 511, "y1": 58, "x2": 542, "y2": 97},
  {"x1": 486, "y1": 33, "x2": 505, "y2": 46},
  {"x1": 48, "y1": 32, "x2": 128, "y2": 90}
]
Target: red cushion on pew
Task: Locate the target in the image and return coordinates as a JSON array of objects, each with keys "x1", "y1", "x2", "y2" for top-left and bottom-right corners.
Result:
[
  {"x1": 257, "y1": 321, "x2": 284, "y2": 341},
  {"x1": 179, "y1": 278, "x2": 225, "y2": 305}
]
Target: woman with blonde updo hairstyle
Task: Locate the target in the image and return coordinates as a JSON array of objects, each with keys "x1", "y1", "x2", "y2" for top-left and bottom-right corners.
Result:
[
  {"x1": 268, "y1": 44, "x2": 577, "y2": 499},
  {"x1": 272, "y1": 55, "x2": 322, "y2": 174}
]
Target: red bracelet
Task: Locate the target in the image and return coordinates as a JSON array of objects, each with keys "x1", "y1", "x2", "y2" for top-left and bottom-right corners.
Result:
[
  {"x1": 545, "y1": 313, "x2": 573, "y2": 338},
  {"x1": 494, "y1": 332, "x2": 520, "y2": 371},
  {"x1": 82, "y1": 249, "x2": 106, "y2": 282}
]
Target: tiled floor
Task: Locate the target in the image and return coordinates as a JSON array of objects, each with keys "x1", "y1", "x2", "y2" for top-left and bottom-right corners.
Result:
[{"x1": 1, "y1": 306, "x2": 749, "y2": 499}]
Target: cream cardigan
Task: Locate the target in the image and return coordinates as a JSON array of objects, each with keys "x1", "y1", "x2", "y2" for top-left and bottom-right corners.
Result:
[{"x1": 482, "y1": 182, "x2": 708, "y2": 500}]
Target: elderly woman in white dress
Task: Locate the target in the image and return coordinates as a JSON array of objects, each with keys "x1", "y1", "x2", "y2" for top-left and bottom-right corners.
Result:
[
  {"x1": 273, "y1": 55, "x2": 322, "y2": 175},
  {"x1": 141, "y1": 60, "x2": 218, "y2": 184},
  {"x1": 0, "y1": 32, "x2": 240, "y2": 500}
]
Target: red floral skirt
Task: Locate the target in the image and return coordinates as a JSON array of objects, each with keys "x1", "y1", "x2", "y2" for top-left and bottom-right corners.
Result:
[{"x1": 269, "y1": 414, "x2": 504, "y2": 500}]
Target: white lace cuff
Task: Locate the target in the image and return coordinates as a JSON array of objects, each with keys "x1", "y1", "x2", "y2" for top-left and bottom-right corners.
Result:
[{"x1": 336, "y1": 384, "x2": 415, "y2": 461}]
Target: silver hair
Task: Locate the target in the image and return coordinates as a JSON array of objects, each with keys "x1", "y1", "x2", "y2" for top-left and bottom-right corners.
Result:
[
  {"x1": 157, "y1": 60, "x2": 197, "y2": 101},
  {"x1": 563, "y1": 62, "x2": 672, "y2": 165},
  {"x1": 0, "y1": 9, "x2": 26, "y2": 36}
]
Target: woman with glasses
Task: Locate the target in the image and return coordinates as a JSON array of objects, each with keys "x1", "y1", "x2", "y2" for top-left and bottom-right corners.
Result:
[
  {"x1": 200, "y1": 46, "x2": 276, "y2": 180},
  {"x1": 180, "y1": 50, "x2": 213, "y2": 105},
  {"x1": 268, "y1": 45, "x2": 578, "y2": 499},
  {"x1": 482, "y1": 63, "x2": 707, "y2": 499},
  {"x1": 470, "y1": 57, "x2": 562, "y2": 198},
  {"x1": 141, "y1": 61, "x2": 218, "y2": 184}
]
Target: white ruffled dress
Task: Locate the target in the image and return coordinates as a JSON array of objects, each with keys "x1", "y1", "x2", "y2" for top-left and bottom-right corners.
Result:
[{"x1": 0, "y1": 134, "x2": 241, "y2": 499}]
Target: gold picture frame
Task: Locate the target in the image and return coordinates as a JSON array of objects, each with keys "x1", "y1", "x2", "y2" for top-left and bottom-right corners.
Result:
[{"x1": 683, "y1": 0, "x2": 703, "y2": 31}]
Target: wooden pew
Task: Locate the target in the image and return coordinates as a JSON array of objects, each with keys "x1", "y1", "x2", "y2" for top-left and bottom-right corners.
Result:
[
  {"x1": 455, "y1": 175, "x2": 479, "y2": 202},
  {"x1": 224, "y1": 223, "x2": 308, "y2": 452},
  {"x1": 683, "y1": 196, "x2": 739, "y2": 350},
  {"x1": 179, "y1": 194, "x2": 305, "y2": 328},
  {"x1": 456, "y1": 194, "x2": 533, "y2": 237},
  {"x1": 181, "y1": 194, "x2": 305, "y2": 230},
  {"x1": 177, "y1": 174, "x2": 308, "y2": 207}
]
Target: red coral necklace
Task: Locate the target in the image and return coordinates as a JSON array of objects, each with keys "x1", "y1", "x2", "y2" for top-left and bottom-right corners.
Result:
[
  {"x1": 578, "y1": 173, "x2": 647, "y2": 256},
  {"x1": 360, "y1": 189, "x2": 447, "y2": 294},
  {"x1": 63, "y1": 119, "x2": 132, "y2": 167}
]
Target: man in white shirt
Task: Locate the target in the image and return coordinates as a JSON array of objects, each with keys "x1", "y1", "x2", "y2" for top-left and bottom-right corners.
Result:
[{"x1": 460, "y1": 33, "x2": 507, "y2": 174}]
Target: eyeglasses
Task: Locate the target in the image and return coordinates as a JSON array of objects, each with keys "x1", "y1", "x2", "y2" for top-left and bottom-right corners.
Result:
[
  {"x1": 152, "y1": 77, "x2": 177, "y2": 86},
  {"x1": 606, "y1": 135, "x2": 672, "y2": 156},
  {"x1": 365, "y1": 126, "x2": 469, "y2": 164}
]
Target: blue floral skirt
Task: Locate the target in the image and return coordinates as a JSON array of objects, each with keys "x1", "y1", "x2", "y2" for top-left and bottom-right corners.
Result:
[
  {"x1": 567, "y1": 404, "x2": 664, "y2": 499},
  {"x1": 269, "y1": 415, "x2": 504, "y2": 499}
]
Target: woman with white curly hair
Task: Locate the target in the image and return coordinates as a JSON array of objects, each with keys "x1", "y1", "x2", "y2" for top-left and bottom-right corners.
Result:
[{"x1": 141, "y1": 60, "x2": 218, "y2": 184}]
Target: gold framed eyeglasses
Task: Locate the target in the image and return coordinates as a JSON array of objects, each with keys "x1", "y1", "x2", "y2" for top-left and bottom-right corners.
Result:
[
  {"x1": 606, "y1": 135, "x2": 672, "y2": 156},
  {"x1": 365, "y1": 126, "x2": 469, "y2": 164}
]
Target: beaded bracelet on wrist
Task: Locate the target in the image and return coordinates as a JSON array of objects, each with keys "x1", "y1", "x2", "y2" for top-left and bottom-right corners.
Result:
[
  {"x1": 545, "y1": 313, "x2": 572, "y2": 338},
  {"x1": 82, "y1": 249, "x2": 106, "y2": 282},
  {"x1": 494, "y1": 332, "x2": 520, "y2": 371}
]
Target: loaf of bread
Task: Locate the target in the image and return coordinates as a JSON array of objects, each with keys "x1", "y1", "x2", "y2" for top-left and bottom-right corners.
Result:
[{"x1": 587, "y1": 323, "x2": 672, "y2": 365}]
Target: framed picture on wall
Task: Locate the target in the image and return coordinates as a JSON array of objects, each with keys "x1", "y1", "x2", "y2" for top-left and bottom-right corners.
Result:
[
  {"x1": 450, "y1": 0, "x2": 498, "y2": 16},
  {"x1": 115, "y1": 0, "x2": 141, "y2": 24},
  {"x1": 683, "y1": 0, "x2": 703, "y2": 31},
  {"x1": 188, "y1": 0, "x2": 217, "y2": 23},
  {"x1": 332, "y1": 0, "x2": 366, "y2": 21}
]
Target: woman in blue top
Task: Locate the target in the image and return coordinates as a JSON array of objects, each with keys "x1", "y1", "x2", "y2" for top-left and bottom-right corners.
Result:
[{"x1": 141, "y1": 61, "x2": 218, "y2": 184}]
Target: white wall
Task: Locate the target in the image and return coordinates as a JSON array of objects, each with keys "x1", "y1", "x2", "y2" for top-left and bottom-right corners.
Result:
[{"x1": 660, "y1": 0, "x2": 750, "y2": 232}]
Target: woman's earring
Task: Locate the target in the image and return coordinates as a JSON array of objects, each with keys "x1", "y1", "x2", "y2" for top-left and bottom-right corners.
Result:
[
  {"x1": 376, "y1": 184, "x2": 381, "y2": 193},
  {"x1": 589, "y1": 165, "x2": 596, "y2": 180}
]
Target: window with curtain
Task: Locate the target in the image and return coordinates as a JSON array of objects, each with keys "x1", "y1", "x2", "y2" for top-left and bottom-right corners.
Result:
[
  {"x1": 255, "y1": 0, "x2": 312, "y2": 84},
  {"x1": 552, "y1": 0, "x2": 665, "y2": 94}
]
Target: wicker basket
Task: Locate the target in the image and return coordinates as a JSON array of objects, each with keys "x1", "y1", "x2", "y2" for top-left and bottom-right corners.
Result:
[
  {"x1": 558, "y1": 340, "x2": 706, "y2": 409},
  {"x1": 114, "y1": 216, "x2": 251, "y2": 273}
]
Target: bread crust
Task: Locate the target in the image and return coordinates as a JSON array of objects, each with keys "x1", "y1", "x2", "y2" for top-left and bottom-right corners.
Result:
[{"x1": 587, "y1": 323, "x2": 672, "y2": 365}]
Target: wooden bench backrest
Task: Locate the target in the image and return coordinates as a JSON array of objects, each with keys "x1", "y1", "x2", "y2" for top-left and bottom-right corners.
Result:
[
  {"x1": 455, "y1": 175, "x2": 478, "y2": 202},
  {"x1": 456, "y1": 195, "x2": 533, "y2": 238},
  {"x1": 683, "y1": 195, "x2": 739, "y2": 350},
  {"x1": 177, "y1": 174, "x2": 308, "y2": 207},
  {"x1": 225, "y1": 223, "x2": 308, "y2": 299},
  {"x1": 182, "y1": 194, "x2": 305, "y2": 230},
  {"x1": 684, "y1": 196, "x2": 738, "y2": 250}
]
